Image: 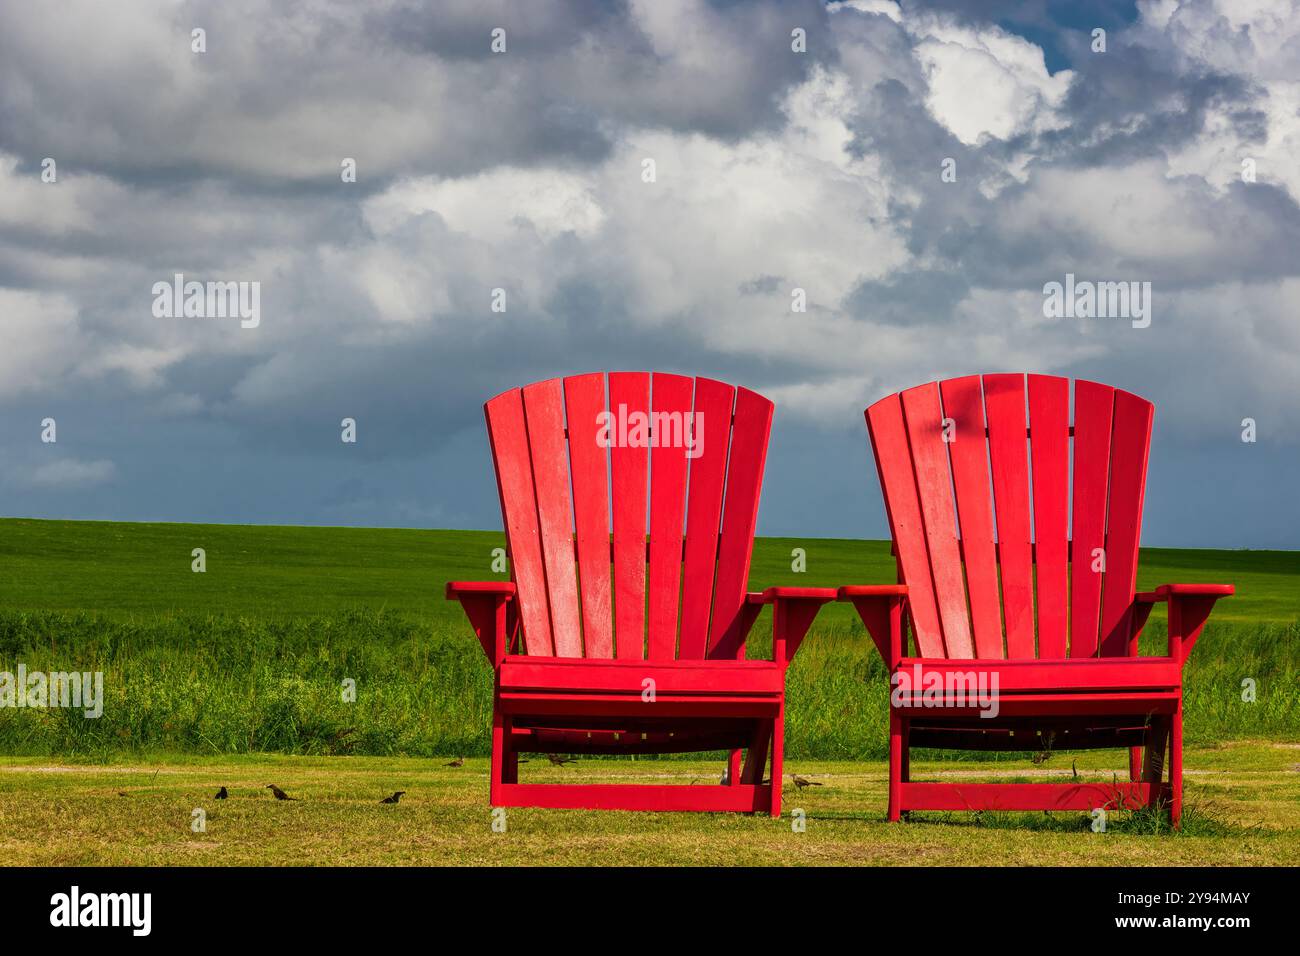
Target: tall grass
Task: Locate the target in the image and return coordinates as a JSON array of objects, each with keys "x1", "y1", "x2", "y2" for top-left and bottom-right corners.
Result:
[{"x1": 1, "y1": 609, "x2": 1294, "y2": 759}]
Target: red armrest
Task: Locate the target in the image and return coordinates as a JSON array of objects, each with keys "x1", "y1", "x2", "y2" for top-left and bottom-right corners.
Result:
[
  {"x1": 445, "y1": 581, "x2": 516, "y2": 663},
  {"x1": 1133, "y1": 583, "x2": 1233, "y2": 664},
  {"x1": 742, "y1": 588, "x2": 837, "y2": 666},
  {"x1": 446, "y1": 581, "x2": 516, "y2": 599},
  {"x1": 836, "y1": 585, "x2": 909, "y2": 667}
]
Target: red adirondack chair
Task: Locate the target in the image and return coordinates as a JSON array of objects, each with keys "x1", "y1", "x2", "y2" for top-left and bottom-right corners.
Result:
[
  {"x1": 841, "y1": 374, "x2": 1233, "y2": 826},
  {"x1": 447, "y1": 372, "x2": 834, "y2": 815}
]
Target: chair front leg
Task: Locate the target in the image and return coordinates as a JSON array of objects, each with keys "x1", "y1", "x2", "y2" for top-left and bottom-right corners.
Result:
[
  {"x1": 769, "y1": 708, "x2": 784, "y2": 819},
  {"x1": 888, "y1": 709, "x2": 905, "y2": 822},
  {"x1": 1170, "y1": 697, "x2": 1184, "y2": 828}
]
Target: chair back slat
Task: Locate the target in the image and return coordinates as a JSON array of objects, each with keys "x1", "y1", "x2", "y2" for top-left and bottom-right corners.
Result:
[
  {"x1": 1027, "y1": 374, "x2": 1071, "y2": 658},
  {"x1": 609, "y1": 372, "x2": 650, "y2": 659},
  {"x1": 984, "y1": 374, "x2": 1036, "y2": 658},
  {"x1": 1068, "y1": 380, "x2": 1115, "y2": 658},
  {"x1": 940, "y1": 376, "x2": 1003, "y2": 659},
  {"x1": 646, "y1": 374, "x2": 693, "y2": 660},
  {"x1": 564, "y1": 372, "x2": 614, "y2": 658},
  {"x1": 678, "y1": 379, "x2": 735, "y2": 659},
  {"x1": 707, "y1": 386, "x2": 773, "y2": 659}
]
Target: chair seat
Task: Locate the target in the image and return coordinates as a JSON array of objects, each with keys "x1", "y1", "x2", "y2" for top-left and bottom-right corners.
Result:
[
  {"x1": 893, "y1": 656, "x2": 1181, "y2": 698},
  {"x1": 500, "y1": 655, "x2": 783, "y2": 696}
]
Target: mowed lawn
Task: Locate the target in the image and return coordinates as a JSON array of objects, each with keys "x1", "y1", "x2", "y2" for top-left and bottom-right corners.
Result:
[{"x1": 1, "y1": 744, "x2": 1298, "y2": 865}]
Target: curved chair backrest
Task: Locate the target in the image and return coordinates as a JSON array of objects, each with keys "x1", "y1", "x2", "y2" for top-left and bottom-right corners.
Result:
[
  {"x1": 866, "y1": 374, "x2": 1154, "y2": 660},
  {"x1": 485, "y1": 372, "x2": 774, "y2": 660}
]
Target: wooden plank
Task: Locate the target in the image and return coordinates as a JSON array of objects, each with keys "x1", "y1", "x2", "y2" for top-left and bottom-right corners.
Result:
[
  {"x1": 865, "y1": 394, "x2": 945, "y2": 658},
  {"x1": 939, "y1": 375, "x2": 1003, "y2": 659},
  {"x1": 1027, "y1": 374, "x2": 1070, "y2": 659},
  {"x1": 885, "y1": 656, "x2": 1180, "y2": 693},
  {"x1": 497, "y1": 783, "x2": 771, "y2": 813},
  {"x1": 609, "y1": 372, "x2": 650, "y2": 659},
  {"x1": 500, "y1": 658, "x2": 784, "y2": 695},
  {"x1": 521, "y1": 379, "x2": 583, "y2": 657},
  {"x1": 1070, "y1": 380, "x2": 1115, "y2": 657},
  {"x1": 899, "y1": 782, "x2": 1152, "y2": 812},
  {"x1": 484, "y1": 389, "x2": 553, "y2": 656},
  {"x1": 678, "y1": 378, "x2": 735, "y2": 659},
  {"x1": 900, "y1": 383, "x2": 974, "y2": 658},
  {"x1": 646, "y1": 373, "x2": 693, "y2": 660},
  {"x1": 707, "y1": 386, "x2": 773, "y2": 659},
  {"x1": 1098, "y1": 389, "x2": 1153, "y2": 657},
  {"x1": 563, "y1": 373, "x2": 613, "y2": 658},
  {"x1": 983, "y1": 374, "x2": 1035, "y2": 658}
]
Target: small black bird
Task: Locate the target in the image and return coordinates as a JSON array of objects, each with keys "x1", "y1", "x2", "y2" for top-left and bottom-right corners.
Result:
[
  {"x1": 444, "y1": 757, "x2": 464, "y2": 768},
  {"x1": 381, "y1": 791, "x2": 406, "y2": 804},
  {"x1": 792, "y1": 775, "x2": 823, "y2": 791},
  {"x1": 215, "y1": 786, "x2": 228, "y2": 800},
  {"x1": 546, "y1": 754, "x2": 576, "y2": 766},
  {"x1": 266, "y1": 784, "x2": 297, "y2": 801}
]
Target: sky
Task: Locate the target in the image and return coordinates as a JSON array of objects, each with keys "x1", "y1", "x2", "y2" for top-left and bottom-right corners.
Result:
[{"x1": 0, "y1": 0, "x2": 1297, "y2": 548}]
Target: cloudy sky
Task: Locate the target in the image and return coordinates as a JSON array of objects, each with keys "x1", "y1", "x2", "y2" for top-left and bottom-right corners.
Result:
[{"x1": 0, "y1": 0, "x2": 1296, "y2": 547}]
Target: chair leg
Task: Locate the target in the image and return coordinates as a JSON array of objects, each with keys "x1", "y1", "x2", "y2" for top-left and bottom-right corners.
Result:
[
  {"x1": 888, "y1": 709, "x2": 904, "y2": 822},
  {"x1": 502, "y1": 716, "x2": 519, "y2": 784},
  {"x1": 1142, "y1": 715, "x2": 1169, "y2": 811},
  {"x1": 726, "y1": 749, "x2": 743, "y2": 786},
  {"x1": 1129, "y1": 745, "x2": 1143, "y2": 782},
  {"x1": 741, "y1": 721, "x2": 770, "y2": 784},
  {"x1": 489, "y1": 705, "x2": 505, "y2": 805},
  {"x1": 769, "y1": 711, "x2": 784, "y2": 819},
  {"x1": 1170, "y1": 699, "x2": 1184, "y2": 828}
]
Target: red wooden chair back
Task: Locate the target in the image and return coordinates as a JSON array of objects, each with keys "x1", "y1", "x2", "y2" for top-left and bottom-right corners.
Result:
[
  {"x1": 866, "y1": 374, "x2": 1154, "y2": 660},
  {"x1": 485, "y1": 372, "x2": 774, "y2": 661}
]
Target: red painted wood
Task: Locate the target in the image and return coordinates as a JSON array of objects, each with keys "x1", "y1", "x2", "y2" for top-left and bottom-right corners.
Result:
[
  {"x1": 496, "y1": 783, "x2": 771, "y2": 813},
  {"x1": 521, "y1": 379, "x2": 583, "y2": 657},
  {"x1": 1069, "y1": 380, "x2": 1115, "y2": 657},
  {"x1": 890, "y1": 656, "x2": 1181, "y2": 693},
  {"x1": 899, "y1": 782, "x2": 1154, "y2": 813},
  {"x1": 1027, "y1": 374, "x2": 1070, "y2": 658},
  {"x1": 647, "y1": 373, "x2": 693, "y2": 660},
  {"x1": 865, "y1": 395, "x2": 945, "y2": 657},
  {"x1": 463, "y1": 373, "x2": 822, "y2": 815},
  {"x1": 939, "y1": 375, "x2": 1003, "y2": 659},
  {"x1": 497, "y1": 694, "x2": 781, "y2": 719},
  {"x1": 609, "y1": 372, "x2": 649, "y2": 659},
  {"x1": 563, "y1": 373, "x2": 613, "y2": 658},
  {"x1": 983, "y1": 374, "x2": 1036, "y2": 658},
  {"x1": 900, "y1": 383, "x2": 974, "y2": 658},
  {"x1": 678, "y1": 379, "x2": 735, "y2": 659},
  {"x1": 853, "y1": 374, "x2": 1232, "y2": 825},
  {"x1": 1098, "y1": 389, "x2": 1153, "y2": 657},
  {"x1": 890, "y1": 691, "x2": 1180, "y2": 718},
  {"x1": 499, "y1": 657, "x2": 784, "y2": 695},
  {"x1": 708, "y1": 387, "x2": 773, "y2": 659},
  {"x1": 484, "y1": 390, "x2": 553, "y2": 655}
]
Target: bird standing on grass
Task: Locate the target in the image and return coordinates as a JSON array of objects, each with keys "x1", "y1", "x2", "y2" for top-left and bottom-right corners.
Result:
[
  {"x1": 266, "y1": 784, "x2": 297, "y2": 800},
  {"x1": 546, "y1": 754, "x2": 577, "y2": 766},
  {"x1": 215, "y1": 787, "x2": 228, "y2": 800},
  {"x1": 381, "y1": 791, "x2": 406, "y2": 804},
  {"x1": 792, "y1": 775, "x2": 823, "y2": 791},
  {"x1": 444, "y1": 757, "x2": 464, "y2": 768}
]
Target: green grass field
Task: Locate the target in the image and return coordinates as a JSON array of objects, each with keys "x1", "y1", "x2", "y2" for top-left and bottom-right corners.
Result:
[{"x1": 0, "y1": 517, "x2": 1296, "y2": 864}]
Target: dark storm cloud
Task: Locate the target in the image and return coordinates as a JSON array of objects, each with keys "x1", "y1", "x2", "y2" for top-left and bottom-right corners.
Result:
[{"x1": 0, "y1": 0, "x2": 1297, "y2": 548}]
